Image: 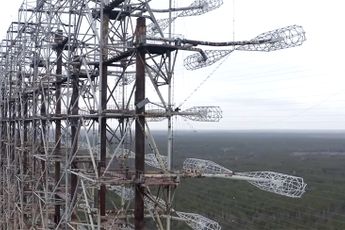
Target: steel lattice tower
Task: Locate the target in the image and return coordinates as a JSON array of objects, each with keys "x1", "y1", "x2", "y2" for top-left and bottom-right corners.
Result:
[{"x1": 0, "y1": 0, "x2": 307, "y2": 229}]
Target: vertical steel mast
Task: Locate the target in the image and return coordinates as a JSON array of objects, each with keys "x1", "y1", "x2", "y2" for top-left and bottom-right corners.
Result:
[
  {"x1": 99, "y1": 0, "x2": 109, "y2": 219},
  {"x1": 134, "y1": 16, "x2": 146, "y2": 230},
  {"x1": 0, "y1": 1, "x2": 307, "y2": 229}
]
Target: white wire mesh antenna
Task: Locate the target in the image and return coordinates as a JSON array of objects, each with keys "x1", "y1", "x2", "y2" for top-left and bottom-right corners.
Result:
[
  {"x1": 144, "y1": 196, "x2": 222, "y2": 230},
  {"x1": 176, "y1": 212, "x2": 222, "y2": 230},
  {"x1": 183, "y1": 158, "x2": 233, "y2": 175},
  {"x1": 235, "y1": 171, "x2": 307, "y2": 198},
  {"x1": 183, "y1": 25, "x2": 306, "y2": 70},
  {"x1": 178, "y1": 0, "x2": 224, "y2": 17},
  {"x1": 237, "y1": 25, "x2": 306, "y2": 52},
  {"x1": 148, "y1": 0, "x2": 223, "y2": 35},
  {"x1": 146, "y1": 106, "x2": 222, "y2": 122},
  {"x1": 183, "y1": 49, "x2": 234, "y2": 70},
  {"x1": 183, "y1": 158, "x2": 306, "y2": 198},
  {"x1": 109, "y1": 188, "x2": 222, "y2": 230},
  {"x1": 144, "y1": 153, "x2": 168, "y2": 170},
  {"x1": 181, "y1": 106, "x2": 222, "y2": 122}
]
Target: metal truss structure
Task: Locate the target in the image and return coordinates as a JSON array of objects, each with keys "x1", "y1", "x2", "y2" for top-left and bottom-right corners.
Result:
[{"x1": 0, "y1": 0, "x2": 306, "y2": 229}]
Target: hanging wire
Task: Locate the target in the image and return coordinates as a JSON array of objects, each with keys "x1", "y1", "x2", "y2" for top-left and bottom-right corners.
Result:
[
  {"x1": 177, "y1": 0, "x2": 235, "y2": 109},
  {"x1": 178, "y1": 53, "x2": 231, "y2": 108}
]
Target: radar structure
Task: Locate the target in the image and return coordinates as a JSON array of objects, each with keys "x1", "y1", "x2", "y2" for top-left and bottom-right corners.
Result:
[{"x1": 0, "y1": 0, "x2": 306, "y2": 229}]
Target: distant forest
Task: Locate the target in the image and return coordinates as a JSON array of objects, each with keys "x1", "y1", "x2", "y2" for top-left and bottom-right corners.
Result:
[{"x1": 151, "y1": 131, "x2": 345, "y2": 230}]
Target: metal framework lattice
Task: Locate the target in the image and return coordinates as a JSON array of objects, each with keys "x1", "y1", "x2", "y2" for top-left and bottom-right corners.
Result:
[
  {"x1": 0, "y1": 0, "x2": 306, "y2": 229},
  {"x1": 108, "y1": 185, "x2": 135, "y2": 201}
]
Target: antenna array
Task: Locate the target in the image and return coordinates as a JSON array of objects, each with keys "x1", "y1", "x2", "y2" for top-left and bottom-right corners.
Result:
[{"x1": 0, "y1": 0, "x2": 306, "y2": 229}]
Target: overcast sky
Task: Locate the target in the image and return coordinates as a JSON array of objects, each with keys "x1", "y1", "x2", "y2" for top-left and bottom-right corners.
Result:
[{"x1": 1, "y1": 0, "x2": 344, "y2": 130}]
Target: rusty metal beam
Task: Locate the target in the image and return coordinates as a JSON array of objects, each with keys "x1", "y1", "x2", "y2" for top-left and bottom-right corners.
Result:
[
  {"x1": 99, "y1": 8, "x2": 110, "y2": 218},
  {"x1": 134, "y1": 17, "x2": 146, "y2": 230},
  {"x1": 70, "y1": 55, "x2": 80, "y2": 215},
  {"x1": 54, "y1": 29, "x2": 63, "y2": 225}
]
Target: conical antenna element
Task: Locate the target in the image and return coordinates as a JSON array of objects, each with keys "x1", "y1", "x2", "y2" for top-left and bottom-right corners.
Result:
[
  {"x1": 183, "y1": 25, "x2": 305, "y2": 70},
  {"x1": 184, "y1": 49, "x2": 234, "y2": 70},
  {"x1": 178, "y1": 0, "x2": 224, "y2": 17},
  {"x1": 237, "y1": 25, "x2": 306, "y2": 52},
  {"x1": 183, "y1": 158, "x2": 306, "y2": 198},
  {"x1": 176, "y1": 211, "x2": 222, "y2": 230},
  {"x1": 148, "y1": 0, "x2": 223, "y2": 35},
  {"x1": 235, "y1": 171, "x2": 307, "y2": 198},
  {"x1": 146, "y1": 106, "x2": 222, "y2": 122},
  {"x1": 145, "y1": 153, "x2": 168, "y2": 170},
  {"x1": 183, "y1": 158, "x2": 233, "y2": 175},
  {"x1": 144, "y1": 195, "x2": 222, "y2": 230},
  {"x1": 181, "y1": 106, "x2": 222, "y2": 122}
]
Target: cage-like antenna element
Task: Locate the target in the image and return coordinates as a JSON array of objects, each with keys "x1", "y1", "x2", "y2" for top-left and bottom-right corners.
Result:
[
  {"x1": 178, "y1": 0, "x2": 224, "y2": 17},
  {"x1": 183, "y1": 25, "x2": 306, "y2": 70},
  {"x1": 146, "y1": 106, "x2": 223, "y2": 122},
  {"x1": 183, "y1": 158, "x2": 306, "y2": 198},
  {"x1": 183, "y1": 49, "x2": 233, "y2": 70},
  {"x1": 148, "y1": 0, "x2": 223, "y2": 35},
  {"x1": 181, "y1": 106, "x2": 223, "y2": 122},
  {"x1": 111, "y1": 189, "x2": 222, "y2": 230},
  {"x1": 237, "y1": 25, "x2": 306, "y2": 52},
  {"x1": 183, "y1": 158, "x2": 232, "y2": 175},
  {"x1": 0, "y1": 0, "x2": 308, "y2": 229},
  {"x1": 144, "y1": 153, "x2": 168, "y2": 170},
  {"x1": 176, "y1": 212, "x2": 222, "y2": 230},
  {"x1": 235, "y1": 171, "x2": 307, "y2": 198},
  {"x1": 144, "y1": 195, "x2": 222, "y2": 230}
]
